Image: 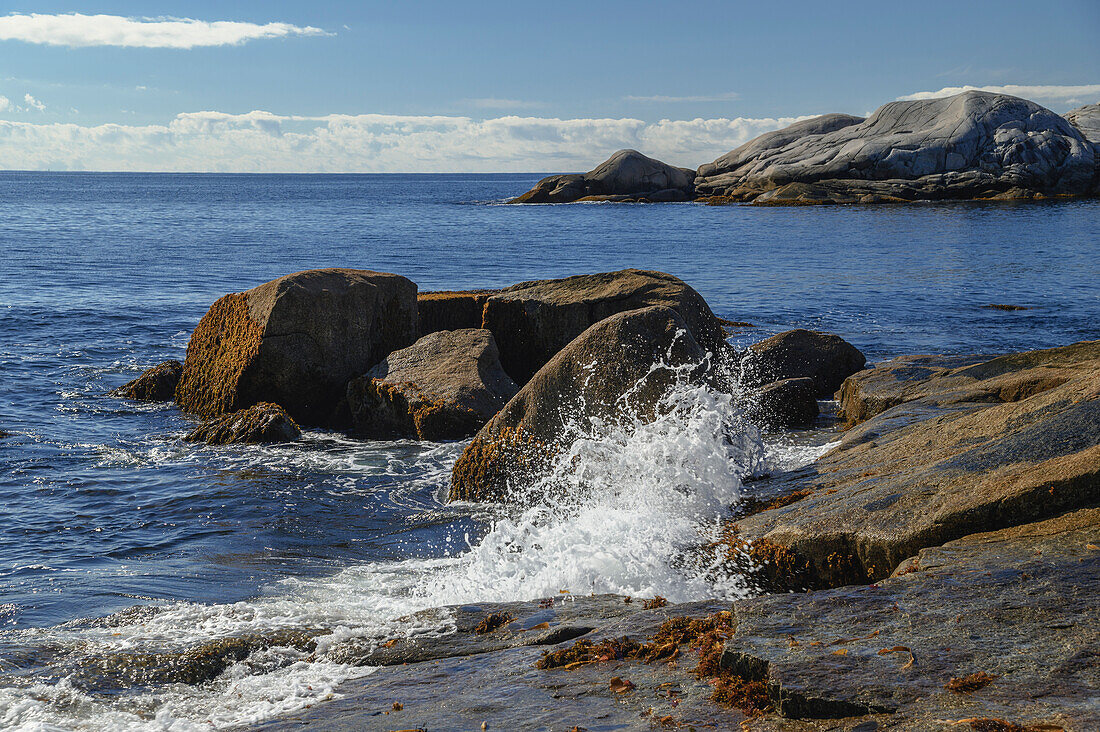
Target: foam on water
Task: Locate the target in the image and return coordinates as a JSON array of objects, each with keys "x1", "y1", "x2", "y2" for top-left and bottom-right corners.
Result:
[{"x1": 0, "y1": 356, "x2": 797, "y2": 730}]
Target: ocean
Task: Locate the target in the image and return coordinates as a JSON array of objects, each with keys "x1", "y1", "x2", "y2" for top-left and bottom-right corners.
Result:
[{"x1": 1, "y1": 172, "x2": 1097, "y2": 729}]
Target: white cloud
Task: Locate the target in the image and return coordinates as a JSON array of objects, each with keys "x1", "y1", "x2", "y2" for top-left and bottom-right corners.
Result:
[
  {"x1": 0, "y1": 95, "x2": 9, "y2": 112},
  {"x1": 0, "y1": 13, "x2": 327, "y2": 49},
  {"x1": 624, "y1": 92, "x2": 740, "y2": 103},
  {"x1": 897, "y1": 84, "x2": 1100, "y2": 103},
  {"x1": 0, "y1": 110, "x2": 807, "y2": 172},
  {"x1": 23, "y1": 93, "x2": 44, "y2": 111}
]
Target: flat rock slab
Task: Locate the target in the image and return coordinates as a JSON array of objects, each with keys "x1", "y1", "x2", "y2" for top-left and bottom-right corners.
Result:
[
  {"x1": 263, "y1": 596, "x2": 745, "y2": 731},
  {"x1": 724, "y1": 508, "x2": 1100, "y2": 730},
  {"x1": 734, "y1": 340, "x2": 1100, "y2": 585}
]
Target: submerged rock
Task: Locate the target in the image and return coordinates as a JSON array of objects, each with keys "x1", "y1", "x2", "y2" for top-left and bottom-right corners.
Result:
[
  {"x1": 185, "y1": 402, "x2": 301, "y2": 445},
  {"x1": 346, "y1": 328, "x2": 518, "y2": 441},
  {"x1": 482, "y1": 269, "x2": 725, "y2": 385},
  {"x1": 175, "y1": 269, "x2": 417, "y2": 425},
  {"x1": 450, "y1": 306, "x2": 707, "y2": 502},
  {"x1": 511, "y1": 149, "x2": 695, "y2": 204},
  {"x1": 113, "y1": 360, "x2": 183, "y2": 401},
  {"x1": 746, "y1": 377, "x2": 819, "y2": 430},
  {"x1": 730, "y1": 339, "x2": 1100, "y2": 587},
  {"x1": 742, "y1": 329, "x2": 866, "y2": 397},
  {"x1": 695, "y1": 91, "x2": 1098, "y2": 203}
]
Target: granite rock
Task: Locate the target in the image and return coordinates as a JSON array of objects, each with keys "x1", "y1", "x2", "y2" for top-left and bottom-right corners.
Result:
[
  {"x1": 696, "y1": 91, "x2": 1098, "y2": 203},
  {"x1": 346, "y1": 328, "x2": 518, "y2": 441},
  {"x1": 511, "y1": 149, "x2": 695, "y2": 204},
  {"x1": 113, "y1": 360, "x2": 183, "y2": 402}
]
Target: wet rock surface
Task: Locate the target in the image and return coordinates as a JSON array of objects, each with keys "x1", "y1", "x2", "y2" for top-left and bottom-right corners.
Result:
[
  {"x1": 175, "y1": 268, "x2": 418, "y2": 425},
  {"x1": 734, "y1": 340, "x2": 1100, "y2": 586},
  {"x1": 743, "y1": 328, "x2": 867, "y2": 397},
  {"x1": 511, "y1": 149, "x2": 695, "y2": 204},
  {"x1": 449, "y1": 306, "x2": 708, "y2": 502},
  {"x1": 346, "y1": 328, "x2": 518, "y2": 441},
  {"x1": 113, "y1": 360, "x2": 183, "y2": 401},
  {"x1": 482, "y1": 269, "x2": 724, "y2": 385},
  {"x1": 184, "y1": 402, "x2": 301, "y2": 444},
  {"x1": 264, "y1": 596, "x2": 747, "y2": 731},
  {"x1": 695, "y1": 91, "x2": 1098, "y2": 203},
  {"x1": 725, "y1": 509, "x2": 1099, "y2": 730}
]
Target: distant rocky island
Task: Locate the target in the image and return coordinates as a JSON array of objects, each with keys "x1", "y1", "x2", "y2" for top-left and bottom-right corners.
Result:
[{"x1": 512, "y1": 91, "x2": 1100, "y2": 205}]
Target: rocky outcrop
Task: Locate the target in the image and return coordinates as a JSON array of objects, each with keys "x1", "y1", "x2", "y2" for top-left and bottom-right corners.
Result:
[
  {"x1": 483, "y1": 269, "x2": 724, "y2": 385},
  {"x1": 511, "y1": 149, "x2": 695, "y2": 204},
  {"x1": 721, "y1": 508, "x2": 1099, "y2": 727},
  {"x1": 1066, "y1": 103, "x2": 1100, "y2": 144},
  {"x1": 450, "y1": 306, "x2": 707, "y2": 502},
  {"x1": 741, "y1": 329, "x2": 866, "y2": 397},
  {"x1": 174, "y1": 269, "x2": 418, "y2": 425},
  {"x1": 113, "y1": 360, "x2": 183, "y2": 401},
  {"x1": 696, "y1": 91, "x2": 1098, "y2": 203},
  {"x1": 184, "y1": 402, "x2": 301, "y2": 445},
  {"x1": 746, "y1": 377, "x2": 819, "y2": 430},
  {"x1": 727, "y1": 339, "x2": 1100, "y2": 588},
  {"x1": 346, "y1": 329, "x2": 519, "y2": 441},
  {"x1": 417, "y1": 290, "x2": 498, "y2": 337}
]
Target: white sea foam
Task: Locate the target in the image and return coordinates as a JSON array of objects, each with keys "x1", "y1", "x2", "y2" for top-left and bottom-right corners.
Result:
[{"x1": 1, "y1": 352, "x2": 789, "y2": 730}]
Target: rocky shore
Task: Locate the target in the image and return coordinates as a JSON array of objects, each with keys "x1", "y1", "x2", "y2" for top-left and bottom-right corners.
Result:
[
  {"x1": 510, "y1": 91, "x2": 1100, "y2": 205},
  {"x1": 114, "y1": 267, "x2": 1098, "y2": 730}
]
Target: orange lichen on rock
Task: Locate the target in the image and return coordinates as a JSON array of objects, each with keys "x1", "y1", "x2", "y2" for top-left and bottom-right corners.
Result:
[
  {"x1": 175, "y1": 292, "x2": 264, "y2": 417},
  {"x1": 449, "y1": 426, "x2": 552, "y2": 502}
]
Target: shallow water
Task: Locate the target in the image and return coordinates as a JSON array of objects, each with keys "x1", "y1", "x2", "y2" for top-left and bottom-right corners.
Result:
[{"x1": 0, "y1": 173, "x2": 1097, "y2": 728}]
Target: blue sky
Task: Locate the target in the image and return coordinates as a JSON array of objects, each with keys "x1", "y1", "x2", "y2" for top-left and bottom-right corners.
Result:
[{"x1": 0, "y1": 1, "x2": 1097, "y2": 171}]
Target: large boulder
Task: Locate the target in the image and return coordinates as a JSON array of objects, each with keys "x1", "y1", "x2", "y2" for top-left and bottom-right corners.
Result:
[
  {"x1": 450, "y1": 306, "x2": 707, "y2": 502},
  {"x1": 727, "y1": 339, "x2": 1100, "y2": 588},
  {"x1": 511, "y1": 150, "x2": 695, "y2": 204},
  {"x1": 175, "y1": 269, "x2": 418, "y2": 425},
  {"x1": 695, "y1": 91, "x2": 1098, "y2": 203},
  {"x1": 184, "y1": 402, "x2": 301, "y2": 445},
  {"x1": 742, "y1": 329, "x2": 866, "y2": 397},
  {"x1": 482, "y1": 269, "x2": 725, "y2": 385},
  {"x1": 346, "y1": 329, "x2": 519, "y2": 441},
  {"x1": 113, "y1": 360, "x2": 183, "y2": 401}
]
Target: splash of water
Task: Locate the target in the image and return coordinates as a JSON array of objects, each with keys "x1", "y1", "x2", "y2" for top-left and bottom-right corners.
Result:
[{"x1": 1, "y1": 349, "x2": 776, "y2": 730}]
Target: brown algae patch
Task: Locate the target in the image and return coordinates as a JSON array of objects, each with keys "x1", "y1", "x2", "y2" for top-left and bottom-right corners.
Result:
[
  {"x1": 175, "y1": 292, "x2": 264, "y2": 417},
  {"x1": 449, "y1": 427, "x2": 553, "y2": 502},
  {"x1": 473, "y1": 612, "x2": 514, "y2": 635}
]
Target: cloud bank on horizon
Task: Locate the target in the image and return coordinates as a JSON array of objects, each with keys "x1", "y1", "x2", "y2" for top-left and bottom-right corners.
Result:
[
  {"x1": 897, "y1": 84, "x2": 1100, "y2": 103},
  {"x1": 0, "y1": 12, "x2": 327, "y2": 49},
  {"x1": 0, "y1": 111, "x2": 811, "y2": 173}
]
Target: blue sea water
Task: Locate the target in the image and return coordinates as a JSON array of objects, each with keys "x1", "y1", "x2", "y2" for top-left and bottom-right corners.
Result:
[{"x1": 0, "y1": 172, "x2": 1097, "y2": 728}]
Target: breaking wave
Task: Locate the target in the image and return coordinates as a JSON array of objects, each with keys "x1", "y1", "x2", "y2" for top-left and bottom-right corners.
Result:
[{"x1": 0, "y1": 353, "x2": 830, "y2": 730}]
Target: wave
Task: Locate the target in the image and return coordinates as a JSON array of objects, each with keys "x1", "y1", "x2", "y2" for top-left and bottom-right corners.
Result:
[{"x1": 0, "y1": 354, "x2": 834, "y2": 730}]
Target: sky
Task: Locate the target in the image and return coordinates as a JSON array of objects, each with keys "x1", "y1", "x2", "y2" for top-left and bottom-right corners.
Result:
[{"x1": 0, "y1": 1, "x2": 1097, "y2": 172}]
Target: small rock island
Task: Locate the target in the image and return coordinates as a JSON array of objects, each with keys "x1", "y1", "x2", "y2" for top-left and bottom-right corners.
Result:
[{"x1": 511, "y1": 91, "x2": 1100, "y2": 205}]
